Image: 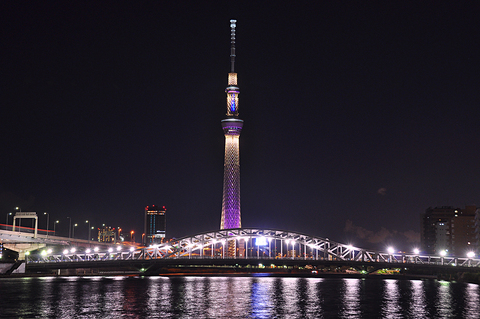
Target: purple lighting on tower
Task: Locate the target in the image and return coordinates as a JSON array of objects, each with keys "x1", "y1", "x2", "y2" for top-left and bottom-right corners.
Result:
[{"x1": 220, "y1": 20, "x2": 242, "y2": 230}]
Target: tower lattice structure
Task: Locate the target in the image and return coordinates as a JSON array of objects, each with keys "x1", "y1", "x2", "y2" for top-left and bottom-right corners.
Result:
[{"x1": 220, "y1": 20, "x2": 243, "y2": 230}]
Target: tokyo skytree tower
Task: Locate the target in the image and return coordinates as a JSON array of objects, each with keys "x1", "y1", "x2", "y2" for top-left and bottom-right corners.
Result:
[{"x1": 220, "y1": 19, "x2": 243, "y2": 230}]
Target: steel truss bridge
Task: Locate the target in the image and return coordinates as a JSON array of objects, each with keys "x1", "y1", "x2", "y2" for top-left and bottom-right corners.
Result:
[{"x1": 26, "y1": 228, "x2": 480, "y2": 275}]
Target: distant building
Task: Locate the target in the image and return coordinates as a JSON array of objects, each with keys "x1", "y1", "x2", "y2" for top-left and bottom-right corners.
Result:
[
  {"x1": 421, "y1": 205, "x2": 476, "y2": 256},
  {"x1": 475, "y1": 209, "x2": 480, "y2": 254},
  {"x1": 144, "y1": 205, "x2": 166, "y2": 246},
  {"x1": 98, "y1": 226, "x2": 116, "y2": 243}
]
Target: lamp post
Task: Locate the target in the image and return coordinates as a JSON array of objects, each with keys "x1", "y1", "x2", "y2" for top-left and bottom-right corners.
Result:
[
  {"x1": 53, "y1": 220, "x2": 59, "y2": 236},
  {"x1": 86, "y1": 220, "x2": 90, "y2": 241},
  {"x1": 67, "y1": 217, "x2": 71, "y2": 238},
  {"x1": 15, "y1": 207, "x2": 20, "y2": 231},
  {"x1": 44, "y1": 212, "x2": 49, "y2": 237},
  {"x1": 72, "y1": 223, "x2": 78, "y2": 238},
  {"x1": 5, "y1": 212, "x2": 12, "y2": 230}
]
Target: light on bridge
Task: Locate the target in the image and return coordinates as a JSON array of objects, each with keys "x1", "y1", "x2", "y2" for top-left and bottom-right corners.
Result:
[
  {"x1": 130, "y1": 247, "x2": 135, "y2": 252},
  {"x1": 467, "y1": 251, "x2": 475, "y2": 258},
  {"x1": 116, "y1": 246, "x2": 122, "y2": 252},
  {"x1": 413, "y1": 248, "x2": 420, "y2": 255},
  {"x1": 70, "y1": 248, "x2": 76, "y2": 253},
  {"x1": 63, "y1": 249, "x2": 68, "y2": 254},
  {"x1": 387, "y1": 247, "x2": 395, "y2": 254},
  {"x1": 255, "y1": 237, "x2": 268, "y2": 246},
  {"x1": 94, "y1": 247, "x2": 99, "y2": 252},
  {"x1": 86, "y1": 249, "x2": 91, "y2": 254},
  {"x1": 440, "y1": 250, "x2": 447, "y2": 257}
]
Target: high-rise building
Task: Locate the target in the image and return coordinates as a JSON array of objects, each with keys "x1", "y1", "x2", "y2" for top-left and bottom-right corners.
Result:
[
  {"x1": 421, "y1": 205, "x2": 476, "y2": 256},
  {"x1": 475, "y1": 208, "x2": 480, "y2": 254},
  {"x1": 220, "y1": 19, "x2": 243, "y2": 230},
  {"x1": 144, "y1": 205, "x2": 166, "y2": 246},
  {"x1": 98, "y1": 226, "x2": 116, "y2": 243}
]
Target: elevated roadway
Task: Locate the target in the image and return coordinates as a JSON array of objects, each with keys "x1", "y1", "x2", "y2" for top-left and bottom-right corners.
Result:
[{"x1": 0, "y1": 228, "x2": 118, "y2": 259}]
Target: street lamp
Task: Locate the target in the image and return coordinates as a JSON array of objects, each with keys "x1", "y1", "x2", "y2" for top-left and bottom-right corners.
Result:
[
  {"x1": 67, "y1": 217, "x2": 71, "y2": 238},
  {"x1": 44, "y1": 212, "x2": 49, "y2": 237},
  {"x1": 130, "y1": 230, "x2": 134, "y2": 244},
  {"x1": 53, "y1": 220, "x2": 59, "y2": 236},
  {"x1": 86, "y1": 220, "x2": 91, "y2": 241},
  {"x1": 15, "y1": 207, "x2": 21, "y2": 231},
  {"x1": 5, "y1": 212, "x2": 12, "y2": 230},
  {"x1": 72, "y1": 223, "x2": 78, "y2": 238}
]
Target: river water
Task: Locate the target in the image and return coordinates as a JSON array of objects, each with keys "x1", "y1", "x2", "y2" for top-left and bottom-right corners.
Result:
[{"x1": 0, "y1": 276, "x2": 479, "y2": 318}]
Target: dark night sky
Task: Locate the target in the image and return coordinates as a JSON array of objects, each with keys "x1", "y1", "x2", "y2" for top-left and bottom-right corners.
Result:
[{"x1": 1, "y1": 2, "x2": 479, "y2": 250}]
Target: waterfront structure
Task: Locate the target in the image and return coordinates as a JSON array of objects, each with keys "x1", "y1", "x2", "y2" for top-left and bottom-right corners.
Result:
[
  {"x1": 421, "y1": 205, "x2": 476, "y2": 256},
  {"x1": 221, "y1": 19, "x2": 243, "y2": 231},
  {"x1": 144, "y1": 205, "x2": 167, "y2": 246}
]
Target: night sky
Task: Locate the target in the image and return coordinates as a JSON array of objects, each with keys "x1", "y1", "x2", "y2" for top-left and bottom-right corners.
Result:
[{"x1": 2, "y1": 2, "x2": 479, "y2": 250}]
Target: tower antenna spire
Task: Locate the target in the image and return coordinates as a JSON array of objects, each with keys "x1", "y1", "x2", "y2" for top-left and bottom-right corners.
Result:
[{"x1": 230, "y1": 19, "x2": 236, "y2": 73}]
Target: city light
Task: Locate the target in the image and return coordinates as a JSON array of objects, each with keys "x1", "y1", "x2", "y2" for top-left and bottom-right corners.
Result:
[
  {"x1": 256, "y1": 237, "x2": 267, "y2": 246},
  {"x1": 63, "y1": 249, "x2": 68, "y2": 254},
  {"x1": 94, "y1": 247, "x2": 99, "y2": 252},
  {"x1": 129, "y1": 247, "x2": 135, "y2": 252},
  {"x1": 440, "y1": 250, "x2": 447, "y2": 257},
  {"x1": 387, "y1": 247, "x2": 395, "y2": 254},
  {"x1": 467, "y1": 251, "x2": 475, "y2": 258},
  {"x1": 86, "y1": 249, "x2": 91, "y2": 254},
  {"x1": 116, "y1": 246, "x2": 122, "y2": 251},
  {"x1": 108, "y1": 248, "x2": 113, "y2": 253},
  {"x1": 413, "y1": 248, "x2": 420, "y2": 255},
  {"x1": 70, "y1": 248, "x2": 76, "y2": 253}
]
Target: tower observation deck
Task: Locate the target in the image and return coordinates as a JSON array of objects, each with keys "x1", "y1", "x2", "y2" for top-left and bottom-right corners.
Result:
[{"x1": 220, "y1": 20, "x2": 243, "y2": 230}]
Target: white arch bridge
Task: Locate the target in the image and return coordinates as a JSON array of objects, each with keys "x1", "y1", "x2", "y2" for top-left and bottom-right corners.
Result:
[{"x1": 27, "y1": 228, "x2": 480, "y2": 273}]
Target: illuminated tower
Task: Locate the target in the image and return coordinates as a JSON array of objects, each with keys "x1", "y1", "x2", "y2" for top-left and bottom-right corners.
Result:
[{"x1": 220, "y1": 19, "x2": 243, "y2": 230}]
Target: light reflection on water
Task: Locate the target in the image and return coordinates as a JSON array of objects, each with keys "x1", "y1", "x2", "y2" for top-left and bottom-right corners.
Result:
[
  {"x1": 341, "y1": 278, "x2": 361, "y2": 318},
  {"x1": 381, "y1": 279, "x2": 400, "y2": 318},
  {"x1": 0, "y1": 276, "x2": 480, "y2": 318}
]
